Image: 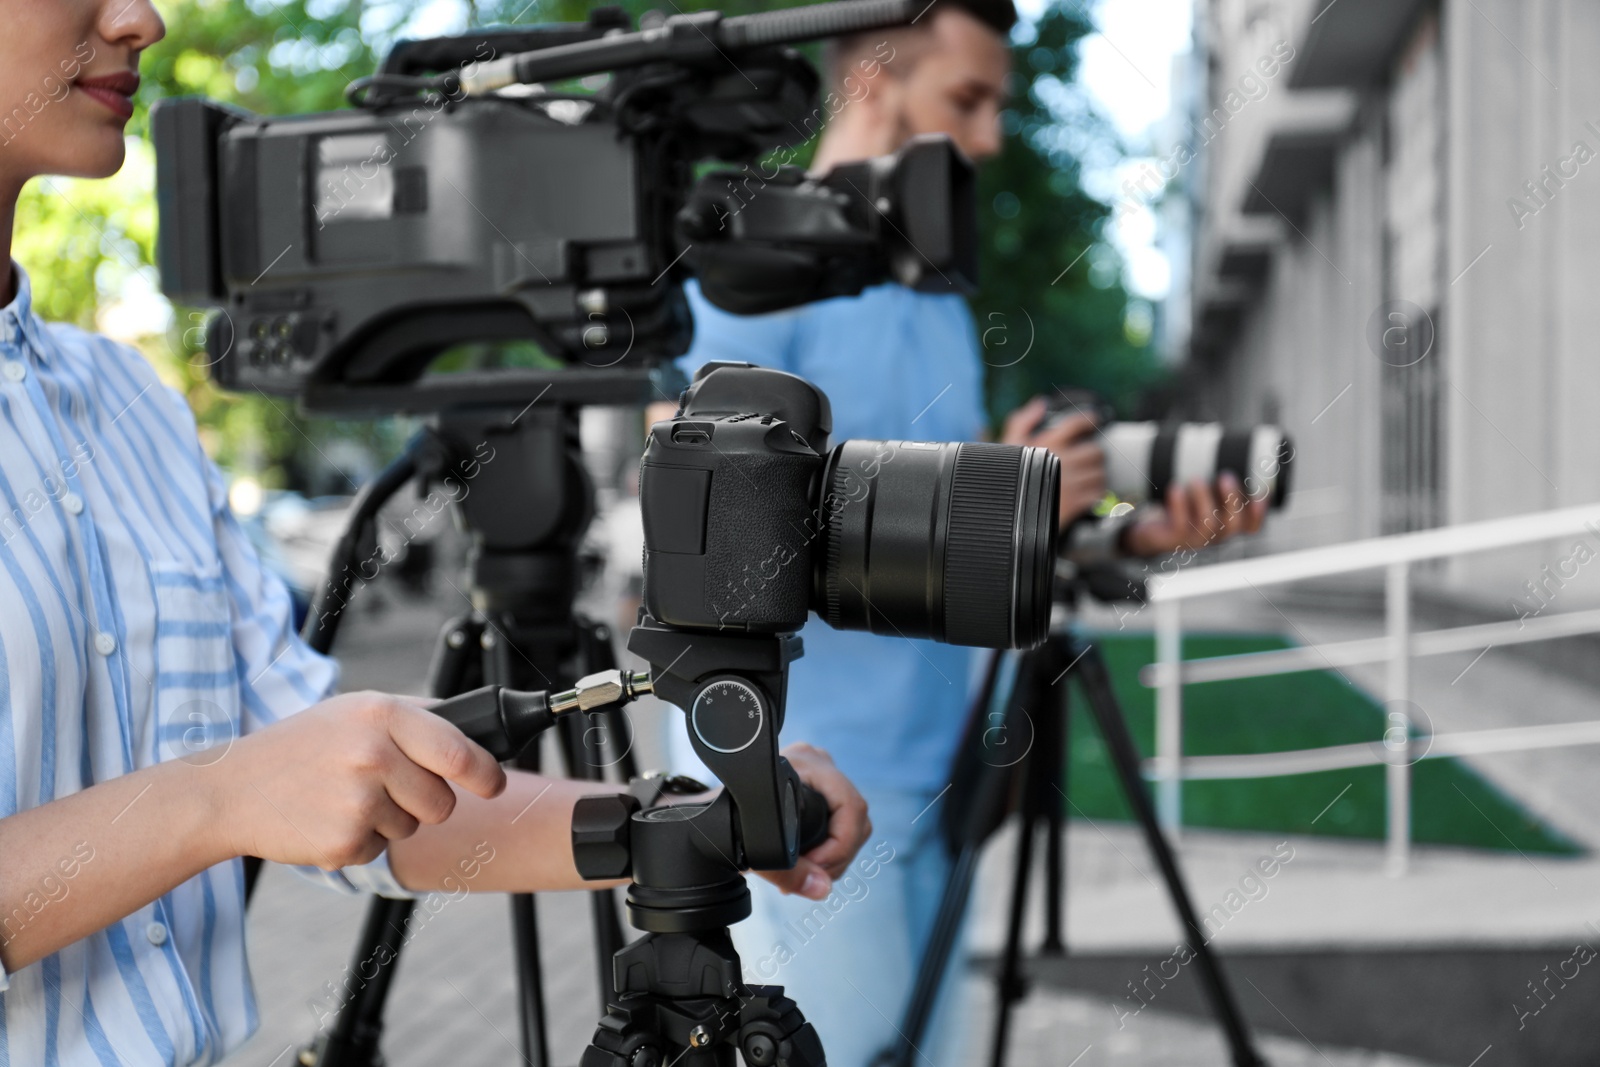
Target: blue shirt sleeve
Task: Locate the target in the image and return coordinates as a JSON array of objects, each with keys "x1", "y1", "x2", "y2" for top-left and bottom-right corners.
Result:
[
  {"x1": 679, "y1": 280, "x2": 805, "y2": 380},
  {"x1": 201, "y1": 449, "x2": 414, "y2": 898},
  {"x1": 199, "y1": 455, "x2": 339, "y2": 732}
]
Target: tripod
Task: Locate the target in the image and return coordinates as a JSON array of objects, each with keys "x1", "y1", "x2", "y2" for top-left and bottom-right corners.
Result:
[
  {"x1": 336, "y1": 614, "x2": 838, "y2": 1067},
  {"x1": 291, "y1": 404, "x2": 644, "y2": 1067},
  {"x1": 878, "y1": 578, "x2": 1268, "y2": 1067}
]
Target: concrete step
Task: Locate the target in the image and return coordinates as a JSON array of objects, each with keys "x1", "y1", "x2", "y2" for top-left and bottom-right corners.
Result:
[{"x1": 961, "y1": 821, "x2": 1600, "y2": 1066}]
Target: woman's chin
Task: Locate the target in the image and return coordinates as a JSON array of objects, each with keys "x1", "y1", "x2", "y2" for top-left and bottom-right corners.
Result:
[{"x1": 45, "y1": 138, "x2": 128, "y2": 182}]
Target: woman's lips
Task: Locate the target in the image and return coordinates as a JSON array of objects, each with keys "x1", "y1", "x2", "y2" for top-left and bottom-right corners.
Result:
[{"x1": 75, "y1": 72, "x2": 140, "y2": 121}]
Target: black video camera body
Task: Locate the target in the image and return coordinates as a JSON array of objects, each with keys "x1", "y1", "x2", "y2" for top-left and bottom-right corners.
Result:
[
  {"x1": 641, "y1": 364, "x2": 1062, "y2": 651},
  {"x1": 150, "y1": 4, "x2": 976, "y2": 415}
]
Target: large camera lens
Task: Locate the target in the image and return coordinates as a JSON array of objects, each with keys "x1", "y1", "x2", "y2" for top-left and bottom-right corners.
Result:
[{"x1": 814, "y1": 440, "x2": 1060, "y2": 650}]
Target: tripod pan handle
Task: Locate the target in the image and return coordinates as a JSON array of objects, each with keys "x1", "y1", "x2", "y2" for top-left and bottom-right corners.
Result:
[
  {"x1": 430, "y1": 685, "x2": 556, "y2": 762},
  {"x1": 797, "y1": 782, "x2": 831, "y2": 854}
]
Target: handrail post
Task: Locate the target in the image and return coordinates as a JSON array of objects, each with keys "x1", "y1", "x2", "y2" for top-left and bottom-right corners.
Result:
[
  {"x1": 1385, "y1": 560, "x2": 1412, "y2": 877},
  {"x1": 1156, "y1": 599, "x2": 1183, "y2": 836}
]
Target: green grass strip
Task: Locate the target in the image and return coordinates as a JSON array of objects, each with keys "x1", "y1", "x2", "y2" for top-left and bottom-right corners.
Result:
[{"x1": 1061, "y1": 633, "x2": 1581, "y2": 855}]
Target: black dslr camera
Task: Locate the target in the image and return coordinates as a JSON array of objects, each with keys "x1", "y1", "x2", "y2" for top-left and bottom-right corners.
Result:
[
  {"x1": 151, "y1": 1, "x2": 975, "y2": 414},
  {"x1": 641, "y1": 362, "x2": 1061, "y2": 650}
]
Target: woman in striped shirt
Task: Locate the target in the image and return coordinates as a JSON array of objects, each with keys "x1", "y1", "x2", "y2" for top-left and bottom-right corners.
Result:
[{"x1": 0, "y1": 4, "x2": 870, "y2": 1065}]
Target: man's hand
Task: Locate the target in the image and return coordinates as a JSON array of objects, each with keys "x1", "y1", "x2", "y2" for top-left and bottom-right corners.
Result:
[
  {"x1": 1121, "y1": 473, "x2": 1267, "y2": 558},
  {"x1": 206, "y1": 692, "x2": 507, "y2": 871},
  {"x1": 756, "y1": 743, "x2": 871, "y2": 902},
  {"x1": 1001, "y1": 397, "x2": 1105, "y2": 524}
]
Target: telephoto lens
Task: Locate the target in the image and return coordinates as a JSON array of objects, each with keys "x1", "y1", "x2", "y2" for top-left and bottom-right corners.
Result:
[
  {"x1": 1103, "y1": 423, "x2": 1292, "y2": 508},
  {"x1": 1046, "y1": 390, "x2": 1293, "y2": 510},
  {"x1": 815, "y1": 440, "x2": 1060, "y2": 649}
]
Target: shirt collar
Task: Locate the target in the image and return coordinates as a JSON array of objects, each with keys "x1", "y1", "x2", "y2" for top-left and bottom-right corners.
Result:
[{"x1": 0, "y1": 263, "x2": 39, "y2": 354}]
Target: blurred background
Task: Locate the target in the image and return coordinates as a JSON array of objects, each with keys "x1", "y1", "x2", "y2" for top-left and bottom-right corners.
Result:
[{"x1": 59, "y1": 0, "x2": 1600, "y2": 1064}]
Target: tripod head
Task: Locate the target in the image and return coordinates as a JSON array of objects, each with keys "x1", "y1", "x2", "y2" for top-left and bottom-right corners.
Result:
[
  {"x1": 427, "y1": 620, "x2": 829, "y2": 926},
  {"x1": 428, "y1": 615, "x2": 833, "y2": 1067}
]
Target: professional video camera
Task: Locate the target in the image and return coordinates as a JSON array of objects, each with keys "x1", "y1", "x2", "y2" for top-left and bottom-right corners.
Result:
[
  {"x1": 1047, "y1": 390, "x2": 1294, "y2": 510},
  {"x1": 151, "y1": 0, "x2": 975, "y2": 414}
]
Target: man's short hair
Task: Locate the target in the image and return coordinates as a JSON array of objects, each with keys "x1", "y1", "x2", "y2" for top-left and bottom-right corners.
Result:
[
  {"x1": 826, "y1": 0, "x2": 1018, "y2": 88},
  {"x1": 928, "y1": 0, "x2": 1019, "y2": 36}
]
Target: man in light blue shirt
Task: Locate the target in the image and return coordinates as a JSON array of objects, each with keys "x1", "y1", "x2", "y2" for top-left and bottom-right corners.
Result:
[{"x1": 659, "y1": 3, "x2": 1267, "y2": 1064}]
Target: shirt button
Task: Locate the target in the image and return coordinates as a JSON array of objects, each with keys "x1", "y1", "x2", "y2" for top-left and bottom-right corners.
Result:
[
  {"x1": 2, "y1": 361, "x2": 23, "y2": 382},
  {"x1": 94, "y1": 632, "x2": 117, "y2": 656},
  {"x1": 61, "y1": 492, "x2": 85, "y2": 516},
  {"x1": 145, "y1": 921, "x2": 168, "y2": 946}
]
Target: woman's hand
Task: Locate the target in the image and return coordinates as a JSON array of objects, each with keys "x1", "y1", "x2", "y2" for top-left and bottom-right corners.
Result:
[
  {"x1": 754, "y1": 743, "x2": 872, "y2": 901},
  {"x1": 203, "y1": 692, "x2": 507, "y2": 870}
]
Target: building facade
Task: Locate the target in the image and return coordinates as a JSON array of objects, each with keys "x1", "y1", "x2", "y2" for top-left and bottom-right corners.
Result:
[{"x1": 1183, "y1": 0, "x2": 1600, "y2": 612}]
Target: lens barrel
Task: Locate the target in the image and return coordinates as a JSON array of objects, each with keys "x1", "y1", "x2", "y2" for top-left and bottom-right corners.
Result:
[
  {"x1": 1103, "y1": 422, "x2": 1293, "y2": 509},
  {"x1": 814, "y1": 440, "x2": 1059, "y2": 650}
]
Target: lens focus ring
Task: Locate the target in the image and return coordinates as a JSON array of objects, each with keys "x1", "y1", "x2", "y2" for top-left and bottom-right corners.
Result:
[
  {"x1": 943, "y1": 443, "x2": 1022, "y2": 647},
  {"x1": 815, "y1": 440, "x2": 1059, "y2": 650}
]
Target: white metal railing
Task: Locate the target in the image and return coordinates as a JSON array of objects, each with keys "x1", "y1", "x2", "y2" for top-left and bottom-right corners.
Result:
[{"x1": 1139, "y1": 502, "x2": 1600, "y2": 875}]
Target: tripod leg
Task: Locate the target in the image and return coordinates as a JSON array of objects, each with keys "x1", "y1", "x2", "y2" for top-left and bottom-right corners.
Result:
[
  {"x1": 879, "y1": 652, "x2": 1028, "y2": 1067},
  {"x1": 512, "y1": 893, "x2": 554, "y2": 1067},
  {"x1": 566, "y1": 622, "x2": 629, "y2": 1012},
  {"x1": 487, "y1": 612, "x2": 556, "y2": 1067},
  {"x1": 1070, "y1": 639, "x2": 1267, "y2": 1067},
  {"x1": 1040, "y1": 644, "x2": 1067, "y2": 957},
  {"x1": 883, "y1": 844, "x2": 982, "y2": 1067},
  {"x1": 986, "y1": 802, "x2": 1036, "y2": 1067},
  {"x1": 988, "y1": 636, "x2": 1080, "y2": 1067}
]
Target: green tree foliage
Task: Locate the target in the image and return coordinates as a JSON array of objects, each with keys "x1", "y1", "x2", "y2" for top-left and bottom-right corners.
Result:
[
  {"x1": 17, "y1": 0, "x2": 1161, "y2": 487},
  {"x1": 973, "y1": 5, "x2": 1165, "y2": 422}
]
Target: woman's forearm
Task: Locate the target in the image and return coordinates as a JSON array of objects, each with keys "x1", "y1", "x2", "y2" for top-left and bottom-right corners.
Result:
[
  {"x1": 385, "y1": 770, "x2": 626, "y2": 894},
  {"x1": 0, "y1": 758, "x2": 231, "y2": 975}
]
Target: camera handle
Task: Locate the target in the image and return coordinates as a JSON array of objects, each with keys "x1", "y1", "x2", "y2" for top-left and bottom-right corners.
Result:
[{"x1": 428, "y1": 669, "x2": 657, "y2": 762}]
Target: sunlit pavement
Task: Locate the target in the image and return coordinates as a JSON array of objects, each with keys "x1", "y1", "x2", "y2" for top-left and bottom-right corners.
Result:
[{"x1": 223, "y1": 591, "x2": 1596, "y2": 1066}]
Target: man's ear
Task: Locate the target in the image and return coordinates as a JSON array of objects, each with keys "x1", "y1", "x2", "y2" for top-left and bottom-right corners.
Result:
[{"x1": 854, "y1": 69, "x2": 907, "y2": 147}]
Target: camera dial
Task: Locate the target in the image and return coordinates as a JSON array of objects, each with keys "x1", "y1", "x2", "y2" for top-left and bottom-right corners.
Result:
[{"x1": 691, "y1": 677, "x2": 767, "y2": 754}]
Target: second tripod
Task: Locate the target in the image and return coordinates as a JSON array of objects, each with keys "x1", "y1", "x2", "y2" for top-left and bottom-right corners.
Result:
[{"x1": 878, "y1": 584, "x2": 1268, "y2": 1067}]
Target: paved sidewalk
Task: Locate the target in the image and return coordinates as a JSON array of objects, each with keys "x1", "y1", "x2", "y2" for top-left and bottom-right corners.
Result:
[{"x1": 222, "y1": 580, "x2": 1600, "y2": 1067}]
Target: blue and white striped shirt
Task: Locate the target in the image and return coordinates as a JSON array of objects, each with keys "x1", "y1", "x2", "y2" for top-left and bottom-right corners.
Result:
[{"x1": 0, "y1": 265, "x2": 387, "y2": 1066}]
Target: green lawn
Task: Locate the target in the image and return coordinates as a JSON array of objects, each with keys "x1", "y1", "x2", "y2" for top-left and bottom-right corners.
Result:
[{"x1": 1062, "y1": 633, "x2": 1581, "y2": 855}]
